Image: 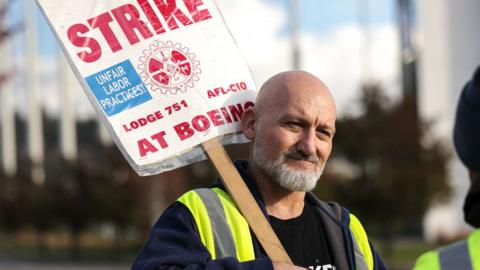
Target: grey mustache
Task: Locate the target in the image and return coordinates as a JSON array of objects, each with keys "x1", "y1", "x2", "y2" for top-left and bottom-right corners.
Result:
[{"x1": 285, "y1": 150, "x2": 320, "y2": 164}]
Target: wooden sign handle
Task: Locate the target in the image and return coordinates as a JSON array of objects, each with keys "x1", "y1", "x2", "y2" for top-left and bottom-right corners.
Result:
[{"x1": 202, "y1": 138, "x2": 292, "y2": 264}]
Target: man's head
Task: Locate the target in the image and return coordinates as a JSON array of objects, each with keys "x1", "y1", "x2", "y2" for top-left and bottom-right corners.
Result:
[
  {"x1": 241, "y1": 71, "x2": 336, "y2": 192},
  {"x1": 455, "y1": 66, "x2": 480, "y2": 227}
]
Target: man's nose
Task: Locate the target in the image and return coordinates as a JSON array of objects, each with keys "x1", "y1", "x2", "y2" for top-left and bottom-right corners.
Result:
[{"x1": 296, "y1": 129, "x2": 316, "y2": 156}]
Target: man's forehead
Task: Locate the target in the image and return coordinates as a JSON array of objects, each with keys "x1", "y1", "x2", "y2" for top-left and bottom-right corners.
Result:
[
  {"x1": 289, "y1": 92, "x2": 331, "y2": 105},
  {"x1": 282, "y1": 87, "x2": 336, "y2": 113},
  {"x1": 268, "y1": 93, "x2": 336, "y2": 121},
  {"x1": 256, "y1": 71, "x2": 336, "y2": 113}
]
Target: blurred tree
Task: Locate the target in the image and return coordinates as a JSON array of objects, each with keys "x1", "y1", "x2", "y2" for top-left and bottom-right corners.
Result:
[
  {"x1": 94, "y1": 145, "x2": 140, "y2": 257},
  {"x1": 317, "y1": 84, "x2": 450, "y2": 255},
  {"x1": 55, "y1": 119, "x2": 107, "y2": 259}
]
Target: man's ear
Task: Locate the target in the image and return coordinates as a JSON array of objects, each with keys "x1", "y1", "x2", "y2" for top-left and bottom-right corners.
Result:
[{"x1": 241, "y1": 108, "x2": 256, "y2": 139}]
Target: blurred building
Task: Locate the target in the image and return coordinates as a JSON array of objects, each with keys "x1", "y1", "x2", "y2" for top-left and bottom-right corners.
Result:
[{"x1": 417, "y1": 0, "x2": 480, "y2": 241}]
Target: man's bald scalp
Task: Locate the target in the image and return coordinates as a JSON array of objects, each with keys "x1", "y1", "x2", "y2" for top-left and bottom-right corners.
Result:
[{"x1": 255, "y1": 71, "x2": 333, "y2": 114}]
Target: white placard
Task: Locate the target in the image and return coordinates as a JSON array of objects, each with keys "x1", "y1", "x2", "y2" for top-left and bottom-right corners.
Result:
[{"x1": 36, "y1": 0, "x2": 257, "y2": 175}]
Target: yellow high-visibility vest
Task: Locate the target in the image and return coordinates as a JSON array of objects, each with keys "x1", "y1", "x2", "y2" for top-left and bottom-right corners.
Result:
[
  {"x1": 413, "y1": 229, "x2": 480, "y2": 270},
  {"x1": 178, "y1": 188, "x2": 374, "y2": 270}
]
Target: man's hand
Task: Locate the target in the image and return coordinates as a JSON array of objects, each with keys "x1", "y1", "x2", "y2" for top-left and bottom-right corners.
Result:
[{"x1": 273, "y1": 262, "x2": 308, "y2": 269}]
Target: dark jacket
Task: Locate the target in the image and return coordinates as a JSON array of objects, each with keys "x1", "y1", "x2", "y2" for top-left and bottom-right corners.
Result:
[{"x1": 132, "y1": 160, "x2": 387, "y2": 270}]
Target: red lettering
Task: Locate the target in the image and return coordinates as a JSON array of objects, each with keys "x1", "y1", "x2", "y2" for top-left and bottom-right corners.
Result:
[
  {"x1": 123, "y1": 124, "x2": 132, "y2": 132},
  {"x1": 139, "y1": 118, "x2": 148, "y2": 126},
  {"x1": 229, "y1": 83, "x2": 247, "y2": 92},
  {"x1": 184, "y1": 0, "x2": 212, "y2": 22},
  {"x1": 137, "y1": 0, "x2": 166, "y2": 34},
  {"x1": 207, "y1": 109, "x2": 225, "y2": 126},
  {"x1": 207, "y1": 90, "x2": 216, "y2": 99},
  {"x1": 67, "y1": 24, "x2": 102, "y2": 63},
  {"x1": 68, "y1": 0, "x2": 214, "y2": 63},
  {"x1": 122, "y1": 111, "x2": 164, "y2": 133},
  {"x1": 151, "y1": 131, "x2": 169, "y2": 149},
  {"x1": 152, "y1": 0, "x2": 193, "y2": 30},
  {"x1": 172, "y1": 102, "x2": 253, "y2": 141},
  {"x1": 138, "y1": 138, "x2": 158, "y2": 157},
  {"x1": 192, "y1": 115, "x2": 210, "y2": 131},
  {"x1": 146, "y1": 114, "x2": 156, "y2": 122},
  {"x1": 174, "y1": 122, "x2": 195, "y2": 140},
  {"x1": 220, "y1": 107, "x2": 232, "y2": 123},
  {"x1": 87, "y1": 13, "x2": 122, "y2": 53},
  {"x1": 228, "y1": 104, "x2": 244, "y2": 122},
  {"x1": 154, "y1": 111, "x2": 164, "y2": 119},
  {"x1": 112, "y1": 4, "x2": 153, "y2": 45}
]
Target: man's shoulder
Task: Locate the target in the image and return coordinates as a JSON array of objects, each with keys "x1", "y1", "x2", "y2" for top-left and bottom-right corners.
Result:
[
  {"x1": 412, "y1": 229, "x2": 480, "y2": 270},
  {"x1": 157, "y1": 200, "x2": 196, "y2": 225}
]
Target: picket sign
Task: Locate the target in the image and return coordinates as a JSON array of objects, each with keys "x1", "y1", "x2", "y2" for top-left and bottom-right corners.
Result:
[{"x1": 36, "y1": 0, "x2": 291, "y2": 263}]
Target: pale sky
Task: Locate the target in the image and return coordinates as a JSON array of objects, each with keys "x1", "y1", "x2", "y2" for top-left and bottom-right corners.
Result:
[{"x1": 9, "y1": 0, "x2": 401, "y2": 119}]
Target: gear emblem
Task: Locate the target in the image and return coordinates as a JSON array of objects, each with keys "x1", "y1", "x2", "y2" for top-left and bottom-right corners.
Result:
[{"x1": 138, "y1": 41, "x2": 200, "y2": 95}]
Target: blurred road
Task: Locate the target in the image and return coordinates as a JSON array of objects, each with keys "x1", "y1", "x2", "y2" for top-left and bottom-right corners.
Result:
[{"x1": 0, "y1": 260, "x2": 130, "y2": 270}]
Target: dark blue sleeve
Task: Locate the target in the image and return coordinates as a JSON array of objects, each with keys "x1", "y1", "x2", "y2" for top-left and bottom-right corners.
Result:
[
  {"x1": 132, "y1": 202, "x2": 273, "y2": 270},
  {"x1": 369, "y1": 241, "x2": 388, "y2": 270}
]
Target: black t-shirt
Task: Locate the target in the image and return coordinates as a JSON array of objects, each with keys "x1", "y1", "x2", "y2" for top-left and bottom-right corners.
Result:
[{"x1": 269, "y1": 201, "x2": 336, "y2": 270}]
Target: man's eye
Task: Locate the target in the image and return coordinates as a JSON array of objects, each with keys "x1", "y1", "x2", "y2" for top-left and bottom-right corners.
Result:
[
  {"x1": 282, "y1": 121, "x2": 302, "y2": 130},
  {"x1": 316, "y1": 129, "x2": 332, "y2": 139}
]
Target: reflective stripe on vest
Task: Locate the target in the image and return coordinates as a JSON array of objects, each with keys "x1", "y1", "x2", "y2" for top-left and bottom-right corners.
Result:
[
  {"x1": 413, "y1": 229, "x2": 480, "y2": 270},
  {"x1": 349, "y1": 214, "x2": 374, "y2": 270},
  {"x1": 439, "y1": 239, "x2": 472, "y2": 269},
  {"x1": 178, "y1": 188, "x2": 374, "y2": 269},
  {"x1": 177, "y1": 188, "x2": 255, "y2": 261}
]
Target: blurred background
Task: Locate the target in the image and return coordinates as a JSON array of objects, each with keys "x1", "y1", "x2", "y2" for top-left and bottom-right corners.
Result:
[{"x1": 0, "y1": 0, "x2": 479, "y2": 269}]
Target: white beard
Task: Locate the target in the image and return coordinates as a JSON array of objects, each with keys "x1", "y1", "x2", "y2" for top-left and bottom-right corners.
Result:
[{"x1": 252, "y1": 138, "x2": 325, "y2": 192}]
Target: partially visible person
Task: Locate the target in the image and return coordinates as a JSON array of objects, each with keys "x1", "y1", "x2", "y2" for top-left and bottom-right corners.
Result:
[
  {"x1": 413, "y1": 66, "x2": 480, "y2": 269},
  {"x1": 132, "y1": 71, "x2": 386, "y2": 269}
]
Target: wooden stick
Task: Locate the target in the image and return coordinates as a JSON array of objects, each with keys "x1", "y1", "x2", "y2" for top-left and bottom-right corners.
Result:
[{"x1": 202, "y1": 138, "x2": 292, "y2": 264}]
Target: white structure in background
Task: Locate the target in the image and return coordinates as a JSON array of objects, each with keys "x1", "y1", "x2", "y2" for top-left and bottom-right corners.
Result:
[
  {"x1": 98, "y1": 118, "x2": 113, "y2": 146},
  {"x1": 25, "y1": 0, "x2": 44, "y2": 184},
  {"x1": 288, "y1": 0, "x2": 300, "y2": 70},
  {"x1": 59, "y1": 54, "x2": 77, "y2": 161},
  {"x1": 0, "y1": 0, "x2": 16, "y2": 177},
  {"x1": 417, "y1": 0, "x2": 480, "y2": 241},
  {"x1": 357, "y1": 0, "x2": 374, "y2": 84}
]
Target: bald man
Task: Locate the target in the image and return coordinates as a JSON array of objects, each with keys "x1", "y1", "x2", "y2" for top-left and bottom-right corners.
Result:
[{"x1": 133, "y1": 71, "x2": 386, "y2": 270}]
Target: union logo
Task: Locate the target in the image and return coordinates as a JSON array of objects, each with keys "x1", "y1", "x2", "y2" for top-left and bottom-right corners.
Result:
[{"x1": 138, "y1": 41, "x2": 200, "y2": 95}]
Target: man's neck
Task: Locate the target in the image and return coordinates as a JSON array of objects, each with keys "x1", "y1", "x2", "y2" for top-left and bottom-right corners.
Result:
[{"x1": 248, "y1": 161, "x2": 306, "y2": 220}]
